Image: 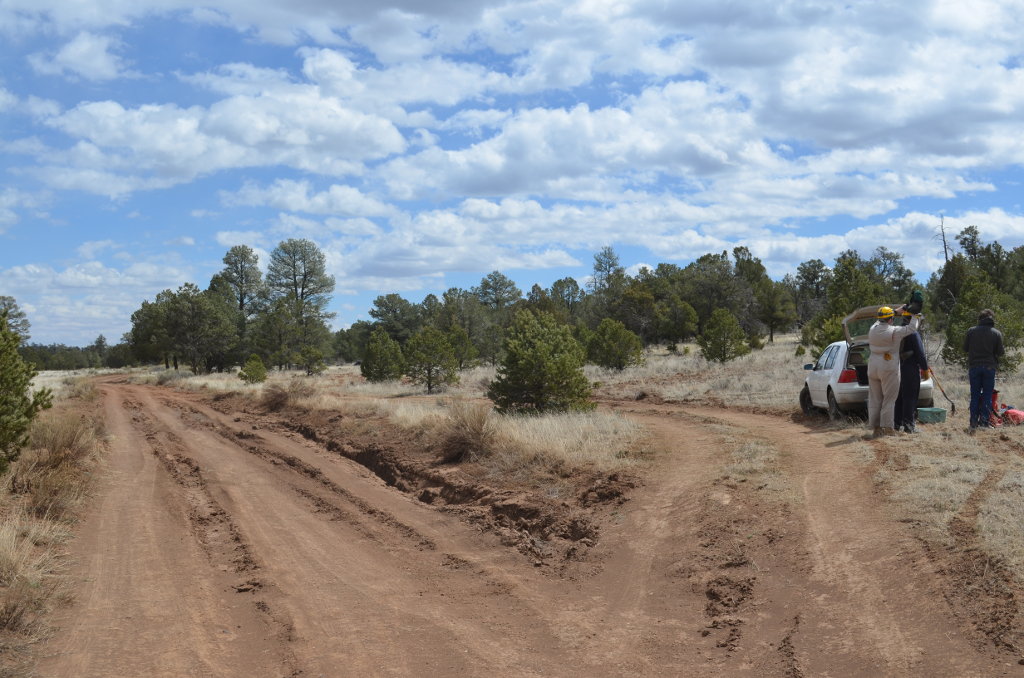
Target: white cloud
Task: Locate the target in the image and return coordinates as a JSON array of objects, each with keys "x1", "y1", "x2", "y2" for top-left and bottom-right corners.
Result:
[
  {"x1": 215, "y1": 230, "x2": 269, "y2": 249},
  {"x1": 28, "y1": 32, "x2": 130, "y2": 81},
  {"x1": 0, "y1": 258, "x2": 195, "y2": 344},
  {"x1": 0, "y1": 87, "x2": 16, "y2": 112},
  {"x1": 6, "y1": 0, "x2": 1024, "y2": 340},
  {"x1": 223, "y1": 179, "x2": 397, "y2": 217},
  {"x1": 77, "y1": 239, "x2": 119, "y2": 259},
  {"x1": 0, "y1": 188, "x2": 47, "y2": 231},
  {"x1": 164, "y1": 236, "x2": 196, "y2": 246},
  {"x1": 32, "y1": 84, "x2": 406, "y2": 196}
]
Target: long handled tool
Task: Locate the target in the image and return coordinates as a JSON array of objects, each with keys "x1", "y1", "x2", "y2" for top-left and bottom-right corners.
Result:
[{"x1": 928, "y1": 368, "x2": 957, "y2": 415}]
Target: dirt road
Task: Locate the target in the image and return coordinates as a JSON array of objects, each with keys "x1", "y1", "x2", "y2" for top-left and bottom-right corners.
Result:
[{"x1": 38, "y1": 383, "x2": 1022, "y2": 677}]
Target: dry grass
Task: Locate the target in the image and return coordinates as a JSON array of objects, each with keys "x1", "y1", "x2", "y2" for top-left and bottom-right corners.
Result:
[
  {"x1": 978, "y1": 465, "x2": 1024, "y2": 572},
  {"x1": 0, "y1": 378, "x2": 104, "y2": 672},
  {"x1": 461, "y1": 407, "x2": 647, "y2": 483},
  {"x1": 592, "y1": 336, "x2": 805, "y2": 409},
  {"x1": 873, "y1": 425, "x2": 993, "y2": 544}
]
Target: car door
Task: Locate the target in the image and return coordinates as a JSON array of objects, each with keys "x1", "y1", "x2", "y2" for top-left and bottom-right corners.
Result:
[{"x1": 807, "y1": 344, "x2": 839, "y2": 406}]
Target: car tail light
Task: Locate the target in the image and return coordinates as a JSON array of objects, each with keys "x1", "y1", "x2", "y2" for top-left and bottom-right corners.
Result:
[{"x1": 837, "y1": 368, "x2": 858, "y2": 383}]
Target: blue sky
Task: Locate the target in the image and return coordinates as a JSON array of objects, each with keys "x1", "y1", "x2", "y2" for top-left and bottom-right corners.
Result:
[{"x1": 2, "y1": 0, "x2": 1024, "y2": 345}]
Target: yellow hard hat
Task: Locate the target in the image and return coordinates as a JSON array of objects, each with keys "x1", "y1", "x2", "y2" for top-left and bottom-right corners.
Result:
[{"x1": 877, "y1": 306, "x2": 894, "y2": 319}]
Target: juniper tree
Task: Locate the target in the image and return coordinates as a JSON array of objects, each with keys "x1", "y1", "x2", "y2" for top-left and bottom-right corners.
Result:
[
  {"x1": 697, "y1": 308, "x2": 751, "y2": 363},
  {"x1": 0, "y1": 310, "x2": 52, "y2": 474},
  {"x1": 361, "y1": 327, "x2": 404, "y2": 382},
  {"x1": 405, "y1": 327, "x2": 459, "y2": 393},
  {"x1": 588, "y1": 318, "x2": 644, "y2": 371},
  {"x1": 487, "y1": 310, "x2": 593, "y2": 414}
]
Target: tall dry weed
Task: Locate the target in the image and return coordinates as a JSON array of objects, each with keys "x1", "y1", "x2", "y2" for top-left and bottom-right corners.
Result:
[
  {"x1": 0, "y1": 512, "x2": 64, "y2": 643},
  {"x1": 438, "y1": 399, "x2": 498, "y2": 463},
  {"x1": 261, "y1": 377, "x2": 320, "y2": 411}
]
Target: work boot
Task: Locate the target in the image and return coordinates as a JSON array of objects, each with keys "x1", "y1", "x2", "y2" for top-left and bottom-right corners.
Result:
[
  {"x1": 881, "y1": 427, "x2": 898, "y2": 436},
  {"x1": 863, "y1": 426, "x2": 883, "y2": 440}
]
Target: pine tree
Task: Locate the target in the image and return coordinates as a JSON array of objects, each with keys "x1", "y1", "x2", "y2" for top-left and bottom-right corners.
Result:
[
  {"x1": 697, "y1": 308, "x2": 751, "y2": 363},
  {"x1": 487, "y1": 311, "x2": 593, "y2": 414},
  {"x1": 405, "y1": 327, "x2": 459, "y2": 393},
  {"x1": 238, "y1": 354, "x2": 268, "y2": 384},
  {"x1": 942, "y1": 279, "x2": 1023, "y2": 372},
  {"x1": 0, "y1": 311, "x2": 53, "y2": 474},
  {"x1": 361, "y1": 328, "x2": 404, "y2": 382},
  {"x1": 588, "y1": 318, "x2": 644, "y2": 371}
]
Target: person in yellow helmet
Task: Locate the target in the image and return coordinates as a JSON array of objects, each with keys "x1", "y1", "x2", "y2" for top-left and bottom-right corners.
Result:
[{"x1": 867, "y1": 304, "x2": 921, "y2": 437}]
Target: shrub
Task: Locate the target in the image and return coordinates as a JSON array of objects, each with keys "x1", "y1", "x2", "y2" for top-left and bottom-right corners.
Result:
[
  {"x1": 156, "y1": 369, "x2": 190, "y2": 386},
  {"x1": 361, "y1": 328, "x2": 404, "y2": 382},
  {"x1": 299, "y1": 346, "x2": 326, "y2": 376},
  {"x1": 487, "y1": 310, "x2": 593, "y2": 414},
  {"x1": 238, "y1": 354, "x2": 268, "y2": 384},
  {"x1": 587, "y1": 318, "x2": 644, "y2": 370},
  {"x1": 697, "y1": 308, "x2": 751, "y2": 363},
  {"x1": 941, "y1": 279, "x2": 1023, "y2": 373},
  {"x1": 438, "y1": 399, "x2": 496, "y2": 463},
  {"x1": 261, "y1": 378, "x2": 316, "y2": 411},
  {"x1": 0, "y1": 311, "x2": 53, "y2": 474},
  {"x1": 800, "y1": 313, "x2": 844, "y2": 359},
  {"x1": 261, "y1": 384, "x2": 289, "y2": 411},
  {"x1": 405, "y1": 327, "x2": 459, "y2": 393}
]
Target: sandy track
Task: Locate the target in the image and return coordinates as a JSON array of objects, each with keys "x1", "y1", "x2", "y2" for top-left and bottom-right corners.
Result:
[{"x1": 38, "y1": 384, "x2": 1020, "y2": 677}]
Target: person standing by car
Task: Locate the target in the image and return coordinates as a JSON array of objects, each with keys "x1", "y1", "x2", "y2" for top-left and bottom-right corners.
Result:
[
  {"x1": 894, "y1": 310, "x2": 929, "y2": 433},
  {"x1": 963, "y1": 309, "x2": 1004, "y2": 431},
  {"x1": 867, "y1": 305, "x2": 921, "y2": 437}
]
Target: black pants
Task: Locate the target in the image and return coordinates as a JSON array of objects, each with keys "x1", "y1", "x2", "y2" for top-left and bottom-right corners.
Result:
[{"x1": 894, "y1": 367, "x2": 921, "y2": 429}]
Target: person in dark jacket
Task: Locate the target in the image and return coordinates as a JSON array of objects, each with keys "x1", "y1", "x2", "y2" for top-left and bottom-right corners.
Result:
[
  {"x1": 894, "y1": 312, "x2": 929, "y2": 433},
  {"x1": 963, "y1": 309, "x2": 1004, "y2": 430}
]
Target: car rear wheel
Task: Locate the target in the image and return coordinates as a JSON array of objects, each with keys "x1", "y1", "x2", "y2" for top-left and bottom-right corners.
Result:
[
  {"x1": 800, "y1": 385, "x2": 814, "y2": 415},
  {"x1": 827, "y1": 388, "x2": 844, "y2": 420}
]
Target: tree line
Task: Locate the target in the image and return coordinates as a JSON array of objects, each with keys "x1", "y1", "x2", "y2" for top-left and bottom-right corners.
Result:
[{"x1": 10, "y1": 225, "x2": 1024, "y2": 378}]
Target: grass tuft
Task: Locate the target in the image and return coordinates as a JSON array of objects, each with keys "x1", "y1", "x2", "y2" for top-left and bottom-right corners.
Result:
[{"x1": 438, "y1": 399, "x2": 497, "y2": 463}]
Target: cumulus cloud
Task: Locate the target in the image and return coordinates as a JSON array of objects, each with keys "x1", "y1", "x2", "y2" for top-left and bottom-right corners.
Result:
[
  {"x1": 5, "y1": 0, "x2": 1024, "y2": 340},
  {"x1": 28, "y1": 32, "x2": 131, "y2": 81},
  {"x1": 77, "y1": 239, "x2": 119, "y2": 259},
  {"x1": 29, "y1": 80, "x2": 406, "y2": 197},
  {"x1": 0, "y1": 258, "x2": 195, "y2": 344},
  {"x1": 222, "y1": 179, "x2": 397, "y2": 217}
]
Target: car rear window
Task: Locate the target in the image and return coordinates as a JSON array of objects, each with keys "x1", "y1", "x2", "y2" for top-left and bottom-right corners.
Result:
[{"x1": 847, "y1": 317, "x2": 874, "y2": 339}]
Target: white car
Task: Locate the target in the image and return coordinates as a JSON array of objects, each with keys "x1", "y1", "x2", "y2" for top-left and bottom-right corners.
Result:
[{"x1": 800, "y1": 305, "x2": 934, "y2": 419}]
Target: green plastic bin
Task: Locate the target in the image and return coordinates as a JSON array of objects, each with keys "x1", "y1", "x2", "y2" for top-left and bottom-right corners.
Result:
[{"x1": 917, "y1": 407, "x2": 946, "y2": 423}]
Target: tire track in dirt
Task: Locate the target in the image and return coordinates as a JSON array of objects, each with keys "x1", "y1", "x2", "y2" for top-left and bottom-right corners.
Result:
[
  {"x1": 38, "y1": 391, "x2": 300, "y2": 678},
  {"x1": 605, "y1": 405, "x2": 813, "y2": 677},
  {"x1": 127, "y1": 403, "x2": 302, "y2": 658},
  {"x1": 939, "y1": 451, "x2": 1022, "y2": 654},
  {"x1": 42, "y1": 382, "x2": 1024, "y2": 677},
  {"x1": 619, "y1": 402, "x2": 1016, "y2": 677},
  {"x1": 75, "y1": 384, "x2": 610, "y2": 677}
]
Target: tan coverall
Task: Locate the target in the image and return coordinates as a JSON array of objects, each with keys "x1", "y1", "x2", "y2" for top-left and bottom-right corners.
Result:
[{"x1": 867, "y1": 315, "x2": 921, "y2": 430}]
